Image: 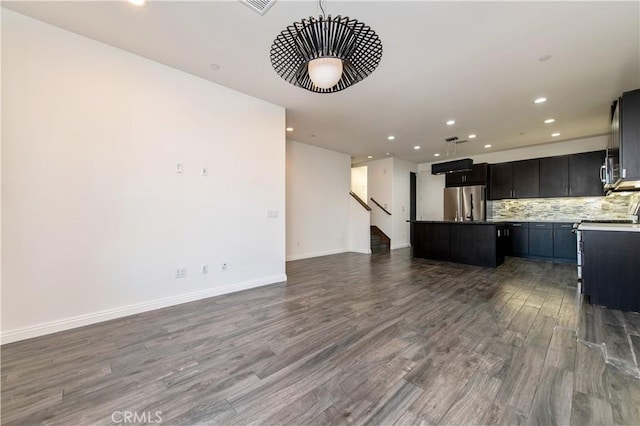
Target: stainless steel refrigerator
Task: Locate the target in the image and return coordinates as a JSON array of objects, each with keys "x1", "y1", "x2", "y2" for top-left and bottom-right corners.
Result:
[{"x1": 443, "y1": 185, "x2": 486, "y2": 221}]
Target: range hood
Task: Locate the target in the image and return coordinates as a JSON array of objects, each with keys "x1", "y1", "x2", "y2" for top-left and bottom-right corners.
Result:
[{"x1": 431, "y1": 158, "x2": 473, "y2": 175}]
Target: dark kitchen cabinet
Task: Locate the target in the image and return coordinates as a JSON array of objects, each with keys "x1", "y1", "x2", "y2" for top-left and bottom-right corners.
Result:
[
  {"x1": 540, "y1": 155, "x2": 569, "y2": 197},
  {"x1": 553, "y1": 223, "x2": 577, "y2": 261},
  {"x1": 620, "y1": 89, "x2": 640, "y2": 182},
  {"x1": 445, "y1": 163, "x2": 488, "y2": 187},
  {"x1": 489, "y1": 160, "x2": 539, "y2": 199},
  {"x1": 529, "y1": 223, "x2": 553, "y2": 257},
  {"x1": 450, "y1": 224, "x2": 500, "y2": 267},
  {"x1": 489, "y1": 163, "x2": 513, "y2": 200},
  {"x1": 413, "y1": 222, "x2": 449, "y2": 261},
  {"x1": 513, "y1": 159, "x2": 540, "y2": 198},
  {"x1": 569, "y1": 151, "x2": 605, "y2": 196},
  {"x1": 582, "y1": 230, "x2": 640, "y2": 312},
  {"x1": 412, "y1": 222, "x2": 505, "y2": 268},
  {"x1": 509, "y1": 222, "x2": 529, "y2": 256}
]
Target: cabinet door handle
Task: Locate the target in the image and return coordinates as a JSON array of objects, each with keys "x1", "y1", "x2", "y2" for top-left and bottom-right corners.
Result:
[
  {"x1": 535, "y1": 224, "x2": 545, "y2": 227},
  {"x1": 512, "y1": 224, "x2": 521, "y2": 227}
]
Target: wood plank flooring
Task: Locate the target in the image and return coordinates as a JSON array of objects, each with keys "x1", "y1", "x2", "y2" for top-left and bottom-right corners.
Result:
[{"x1": 2, "y1": 249, "x2": 640, "y2": 425}]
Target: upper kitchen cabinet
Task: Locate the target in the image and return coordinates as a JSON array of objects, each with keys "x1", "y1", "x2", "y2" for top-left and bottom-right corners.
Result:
[
  {"x1": 512, "y1": 159, "x2": 539, "y2": 198},
  {"x1": 620, "y1": 89, "x2": 640, "y2": 182},
  {"x1": 569, "y1": 150, "x2": 605, "y2": 196},
  {"x1": 540, "y1": 155, "x2": 569, "y2": 197},
  {"x1": 445, "y1": 163, "x2": 488, "y2": 187},
  {"x1": 489, "y1": 159, "x2": 539, "y2": 199},
  {"x1": 489, "y1": 163, "x2": 513, "y2": 199}
]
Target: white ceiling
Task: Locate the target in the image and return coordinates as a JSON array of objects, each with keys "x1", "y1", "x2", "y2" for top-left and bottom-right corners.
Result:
[{"x1": 4, "y1": 1, "x2": 639, "y2": 164}]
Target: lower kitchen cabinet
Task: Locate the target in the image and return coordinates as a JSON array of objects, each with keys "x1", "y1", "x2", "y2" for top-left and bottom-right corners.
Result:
[
  {"x1": 529, "y1": 223, "x2": 553, "y2": 257},
  {"x1": 412, "y1": 222, "x2": 505, "y2": 268},
  {"x1": 553, "y1": 223, "x2": 577, "y2": 260},
  {"x1": 508, "y1": 223, "x2": 529, "y2": 256},
  {"x1": 505, "y1": 221, "x2": 576, "y2": 263},
  {"x1": 413, "y1": 222, "x2": 449, "y2": 261},
  {"x1": 582, "y1": 230, "x2": 640, "y2": 312}
]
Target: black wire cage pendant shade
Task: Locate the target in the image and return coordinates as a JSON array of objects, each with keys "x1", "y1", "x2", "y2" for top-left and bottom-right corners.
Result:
[{"x1": 270, "y1": 14, "x2": 383, "y2": 93}]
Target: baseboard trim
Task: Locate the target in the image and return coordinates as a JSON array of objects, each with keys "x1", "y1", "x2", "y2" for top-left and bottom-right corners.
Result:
[
  {"x1": 0, "y1": 274, "x2": 287, "y2": 345},
  {"x1": 391, "y1": 243, "x2": 412, "y2": 250},
  {"x1": 349, "y1": 248, "x2": 372, "y2": 255},
  {"x1": 286, "y1": 248, "x2": 348, "y2": 261}
]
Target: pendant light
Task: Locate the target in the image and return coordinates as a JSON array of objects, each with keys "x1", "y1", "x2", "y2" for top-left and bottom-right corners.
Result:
[{"x1": 270, "y1": 2, "x2": 382, "y2": 93}]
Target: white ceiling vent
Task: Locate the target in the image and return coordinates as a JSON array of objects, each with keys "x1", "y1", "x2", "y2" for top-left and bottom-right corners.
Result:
[{"x1": 240, "y1": 0, "x2": 277, "y2": 15}]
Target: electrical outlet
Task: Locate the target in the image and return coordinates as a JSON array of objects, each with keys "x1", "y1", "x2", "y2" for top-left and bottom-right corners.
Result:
[
  {"x1": 175, "y1": 267, "x2": 187, "y2": 278},
  {"x1": 202, "y1": 264, "x2": 208, "y2": 274},
  {"x1": 266, "y1": 210, "x2": 279, "y2": 219},
  {"x1": 201, "y1": 167, "x2": 208, "y2": 177},
  {"x1": 176, "y1": 163, "x2": 184, "y2": 174},
  {"x1": 221, "y1": 262, "x2": 228, "y2": 272}
]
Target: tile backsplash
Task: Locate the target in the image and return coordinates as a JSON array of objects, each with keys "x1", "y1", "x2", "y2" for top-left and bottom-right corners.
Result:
[{"x1": 488, "y1": 192, "x2": 640, "y2": 221}]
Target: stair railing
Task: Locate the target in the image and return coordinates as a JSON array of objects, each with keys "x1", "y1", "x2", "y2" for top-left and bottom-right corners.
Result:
[
  {"x1": 370, "y1": 198, "x2": 391, "y2": 215},
  {"x1": 349, "y1": 192, "x2": 372, "y2": 211}
]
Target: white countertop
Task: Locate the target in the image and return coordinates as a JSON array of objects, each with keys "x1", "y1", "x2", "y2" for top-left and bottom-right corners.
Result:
[{"x1": 578, "y1": 223, "x2": 640, "y2": 232}]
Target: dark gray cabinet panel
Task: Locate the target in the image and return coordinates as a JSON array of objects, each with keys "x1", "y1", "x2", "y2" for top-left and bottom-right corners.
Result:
[
  {"x1": 529, "y1": 223, "x2": 553, "y2": 257},
  {"x1": 540, "y1": 155, "x2": 569, "y2": 197},
  {"x1": 569, "y1": 151, "x2": 605, "y2": 196},
  {"x1": 445, "y1": 163, "x2": 488, "y2": 187},
  {"x1": 489, "y1": 163, "x2": 513, "y2": 200},
  {"x1": 413, "y1": 223, "x2": 449, "y2": 261},
  {"x1": 553, "y1": 228, "x2": 577, "y2": 260},
  {"x1": 621, "y1": 89, "x2": 640, "y2": 181},
  {"x1": 513, "y1": 159, "x2": 540, "y2": 198},
  {"x1": 509, "y1": 223, "x2": 529, "y2": 256},
  {"x1": 412, "y1": 222, "x2": 504, "y2": 268},
  {"x1": 582, "y1": 230, "x2": 640, "y2": 312},
  {"x1": 450, "y1": 225, "x2": 497, "y2": 267}
]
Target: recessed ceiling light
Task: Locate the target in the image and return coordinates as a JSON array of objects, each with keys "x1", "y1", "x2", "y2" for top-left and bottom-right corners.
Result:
[
  {"x1": 446, "y1": 120, "x2": 456, "y2": 126},
  {"x1": 538, "y1": 55, "x2": 552, "y2": 62},
  {"x1": 385, "y1": 152, "x2": 391, "y2": 156},
  {"x1": 414, "y1": 146, "x2": 421, "y2": 150},
  {"x1": 367, "y1": 155, "x2": 373, "y2": 159},
  {"x1": 484, "y1": 144, "x2": 492, "y2": 148},
  {"x1": 387, "y1": 135, "x2": 395, "y2": 141},
  {"x1": 210, "y1": 64, "x2": 221, "y2": 71},
  {"x1": 544, "y1": 118, "x2": 555, "y2": 124},
  {"x1": 468, "y1": 134, "x2": 477, "y2": 139},
  {"x1": 286, "y1": 127, "x2": 294, "y2": 132},
  {"x1": 128, "y1": 0, "x2": 146, "y2": 6},
  {"x1": 434, "y1": 153, "x2": 440, "y2": 157},
  {"x1": 534, "y1": 97, "x2": 547, "y2": 104},
  {"x1": 551, "y1": 132, "x2": 560, "y2": 137}
]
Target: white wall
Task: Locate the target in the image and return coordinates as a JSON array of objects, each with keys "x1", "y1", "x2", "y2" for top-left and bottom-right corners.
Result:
[
  {"x1": 367, "y1": 158, "x2": 393, "y2": 238},
  {"x1": 348, "y1": 197, "x2": 371, "y2": 254},
  {"x1": 1, "y1": 10, "x2": 286, "y2": 343},
  {"x1": 391, "y1": 158, "x2": 417, "y2": 249},
  {"x1": 351, "y1": 166, "x2": 368, "y2": 201},
  {"x1": 286, "y1": 140, "x2": 351, "y2": 260},
  {"x1": 417, "y1": 135, "x2": 608, "y2": 220}
]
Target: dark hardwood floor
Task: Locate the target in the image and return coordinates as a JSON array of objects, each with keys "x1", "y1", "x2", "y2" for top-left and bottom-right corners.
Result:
[{"x1": 2, "y1": 249, "x2": 640, "y2": 425}]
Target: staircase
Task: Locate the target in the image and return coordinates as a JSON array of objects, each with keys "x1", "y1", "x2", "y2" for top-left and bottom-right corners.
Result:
[{"x1": 370, "y1": 226, "x2": 390, "y2": 254}]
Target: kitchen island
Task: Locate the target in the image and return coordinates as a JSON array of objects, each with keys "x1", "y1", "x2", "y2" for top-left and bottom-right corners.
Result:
[
  {"x1": 579, "y1": 222, "x2": 640, "y2": 312},
  {"x1": 411, "y1": 221, "x2": 507, "y2": 268}
]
